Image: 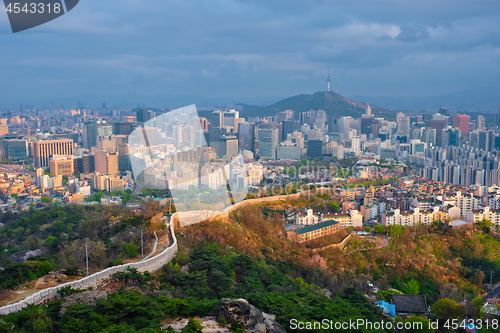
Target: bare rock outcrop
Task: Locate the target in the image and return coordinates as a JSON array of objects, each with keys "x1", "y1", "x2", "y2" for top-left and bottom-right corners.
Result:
[{"x1": 216, "y1": 298, "x2": 285, "y2": 333}]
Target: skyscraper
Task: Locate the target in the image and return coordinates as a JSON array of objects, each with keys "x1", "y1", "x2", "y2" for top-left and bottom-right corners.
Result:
[
  {"x1": 430, "y1": 119, "x2": 447, "y2": 146},
  {"x1": 238, "y1": 122, "x2": 255, "y2": 153},
  {"x1": 211, "y1": 110, "x2": 224, "y2": 127},
  {"x1": 477, "y1": 115, "x2": 485, "y2": 130},
  {"x1": 396, "y1": 112, "x2": 410, "y2": 138},
  {"x1": 453, "y1": 114, "x2": 470, "y2": 135},
  {"x1": 82, "y1": 122, "x2": 97, "y2": 149},
  {"x1": 136, "y1": 109, "x2": 154, "y2": 123},
  {"x1": 258, "y1": 124, "x2": 278, "y2": 159}
]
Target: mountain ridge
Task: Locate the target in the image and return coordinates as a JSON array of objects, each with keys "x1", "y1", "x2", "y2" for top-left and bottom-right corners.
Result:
[{"x1": 241, "y1": 91, "x2": 396, "y2": 120}]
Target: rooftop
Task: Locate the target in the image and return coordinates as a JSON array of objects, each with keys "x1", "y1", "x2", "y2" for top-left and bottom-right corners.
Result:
[
  {"x1": 392, "y1": 294, "x2": 428, "y2": 314},
  {"x1": 293, "y1": 220, "x2": 339, "y2": 235}
]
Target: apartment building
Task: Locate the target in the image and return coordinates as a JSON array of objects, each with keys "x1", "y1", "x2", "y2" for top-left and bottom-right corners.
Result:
[{"x1": 287, "y1": 220, "x2": 341, "y2": 243}]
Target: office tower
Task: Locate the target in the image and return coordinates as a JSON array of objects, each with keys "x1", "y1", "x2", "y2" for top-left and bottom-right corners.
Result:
[
  {"x1": 409, "y1": 126, "x2": 422, "y2": 141},
  {"x1": 33, "y1": 139, "x2": 74, "y2": 169},
  {"x1": 282, "y1": 120, "x2": 296, "y2": 141},
  {"x1": 495, "y1": 109, "x2": 500, "y2": 128},
  {"x1": 2, "y1": 139, "x2": 28, "y2": 160},
  {"x1": 360, "y1": 114, "x2": 376, "y2": 137},
  {"x1": 477, "y1": 115, "x2": 486, "y2": 130},
  {"x1": 307, "y1": 140, "x2": 323, "y2": 158},
  {"x1": 238, "y1": 122, "x2": 255, "y2": 153},
  {"x1": 421, "y1": 128, "x2": 436, "y2": 146},
  {"x1": 299, "y1": 110, "x2": 327, "y2": 128},
  {"x1": 328, "y1": 118, "x2": 338, "y2": 134},
  {"x1": 430, "y1": 119, "x2": 447, "y2": 146},
  {"x1": 83, "y1": 154, "x2": 95, "y2": 173},
  {"x1": 453, "y1": 114, "x2": 470, "y2": 135},
  {"x1": 276, "y1": 110, "x2": 294, "y2": 123},
  {"x1": 351, "y1": 137, "x2": 361, "y2": 156},
  {"x1": 82, "y1": 122, "x2": 97, "y2": 149},
  {"x1": 73, "y1": 156, "x2": 83, "y2": 173},
  {"x1": 136, "y1": 109, "x2": 154, "y2": 123},
  {"x1": 95, "y1": 151, "x2": 119, "y2": 175},
  {"x1": 0, "y1": 124, "x2": 8, "y2": 137},
  {"x1": 442, "y1": 127, "x2": 460, "y2": 148},
  {"x1": 287, "y1": 131, "x2": 305, "y2": 149},
  {"x1": 339, "y1": 116, "x2": 357, "y2": 137},
  {"x1": 258, "y1": 124, "x2": 279, "y2": 159},
  {"x1": 50, "y1": 155, "x2": 75, "y2": 176},
  {"x1": 36, "y1": 168, "x2": 44, "y2": 187},
  {"x1": 211, "y1": 110, "x2": 224, "y2": 127},
  {"x1": 396, "y1": 112, "x2": 410, "y2": 138},
  {"x1": 223, "y1": 110, "x2": 239, "y2": 128},
  {"x1": 113, "y1": 122, "x2": 133, "y2": 135},
  {"x1": 97, "y1": 121, "x2": 113, "y2": 137},
  {"x1": 478, "y1": 131, "x2": 490, "y2": 152},
  {"x1": 438, "y1": 107, "x2": 450, "y2": 116},
  {"x1": 199, "y1": 117, "x2": 209, "y2": 130}
]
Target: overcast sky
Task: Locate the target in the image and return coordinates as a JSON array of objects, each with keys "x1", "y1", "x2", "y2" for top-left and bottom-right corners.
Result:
[{"x1": 0, "y1": 0, "x2": 499, "y2": 108}]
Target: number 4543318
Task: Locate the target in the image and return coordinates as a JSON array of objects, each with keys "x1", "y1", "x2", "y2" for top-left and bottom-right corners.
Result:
[{"x1": 5, "y1": 2, "x2": 62, "y2": 14}]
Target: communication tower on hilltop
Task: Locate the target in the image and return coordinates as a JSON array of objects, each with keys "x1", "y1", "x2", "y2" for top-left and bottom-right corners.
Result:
[{"x1": 327, "y1": 69, "x2": 331, "y2": 92}]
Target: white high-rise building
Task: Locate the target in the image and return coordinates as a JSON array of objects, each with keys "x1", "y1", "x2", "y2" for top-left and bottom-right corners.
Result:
[{"x1": 397, "y1": 112, "x2": 410, "y2": 138}]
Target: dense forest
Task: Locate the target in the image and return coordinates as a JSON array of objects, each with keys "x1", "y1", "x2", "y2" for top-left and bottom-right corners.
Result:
[
  {"x1": 0, "y1": 202, "x2": 163, "y2": 291},
  {"x1": 0, "y1": 244, "x2": 390, "y2": 333}
]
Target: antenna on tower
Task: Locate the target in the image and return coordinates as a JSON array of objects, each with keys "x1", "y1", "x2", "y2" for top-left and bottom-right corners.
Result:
[{"x1": 327, "y1": 68, "x2": 331, "y2": 92}]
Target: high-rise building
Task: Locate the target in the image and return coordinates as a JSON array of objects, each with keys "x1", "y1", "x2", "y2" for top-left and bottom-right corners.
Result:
[
  {"x1": 211, "y1": 110, "x2": 224, "y2": 127},
  {"x1": 33, "y1": 139, "x2": 74, "y2": 169},
  {"x1": 396, "y1": 112, "x2": 410, "y2": 138},
  {"x1": 477, "y1": 115, "x2": 486, "y2": 130},
  {"x1": 258, "y1": 124, "x2": 278, "y2": 159},
  {"x1": 453, "y1": 114, "x2": 470, "y2": 135},
  {"x1": 50, "y1": 155, "x2": 75, "y2": 176},
  {"x1": 223, "y1": 110, "x2": 239, "y2": 128},
  {"x1": 442, "y1": 127, "x2": 461, "y2": 148},
  {"x1": 430, "y1": 119, "x2": 447, "y2": 146},
  {"x1": 495, "y1": 109, "x2": 500, "y2": 128},
  {"x1": 136, "y1": 109, "x2": 154, "y2": 123},
  {"x1": 409, "y1": 127, "x2": 422, "y2": 141},
  {"x1": 307, "y1": 140, "x2": 323, "y2": 158},
  {"x1": 83, "y1": 154, "x2": 95, "y2": 173},
  {"x1": 95, "y1": 151, "x2": 119, "y2": 175},
  {"x1": 113, "y1": 122, "x2": 133, "y2": 135},
  {"x1": 82, "y1": 122, "x2": 97, "y2": 149},
  {"x1": 0, "y1": 124, "x2": 8, "y2": 137},
  {"x1": 238, "y1": 122, "x2": 255, "y2": 153},
  {"x1": 2, "y1": 139, "x2": 28, "y2": 160}
]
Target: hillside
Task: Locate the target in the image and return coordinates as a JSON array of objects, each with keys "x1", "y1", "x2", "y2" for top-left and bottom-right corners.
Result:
[{"x1": 244, "y1": 91, "x2": 396, "y2": 120}]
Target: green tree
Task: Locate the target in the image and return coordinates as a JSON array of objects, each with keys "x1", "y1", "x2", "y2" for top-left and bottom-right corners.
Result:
[
  {"x1": 41, "y1": 195, "x2": 52, "y2": 204},
  {"x1": 329, "y1": 201, "x2": 340, "y2": 213},
  {"x1": 374, "y1": 225, "x2": 385, "y2": 233},
  {"x1": 403, "y1": 279, "x2": 421, "y2": 295},
  {"x1": 431, "y1": 298, "x2": 467, "y2": 322},
  {"x1": 181, "y1": 318, "x2": 203, "y2": 333},
  {"x1": 472, "y1": 295, "x2": 483, "y2": 318}
]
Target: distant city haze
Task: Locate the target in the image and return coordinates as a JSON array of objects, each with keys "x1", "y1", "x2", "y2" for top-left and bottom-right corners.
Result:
[{"x1": 0, "y1": 0, "x2": 499, "y2": 109}]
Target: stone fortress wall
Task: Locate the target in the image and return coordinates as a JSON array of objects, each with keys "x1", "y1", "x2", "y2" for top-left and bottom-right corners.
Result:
[{"x1": 0, "y1": 190, "x2": 321, "y2": 315}]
